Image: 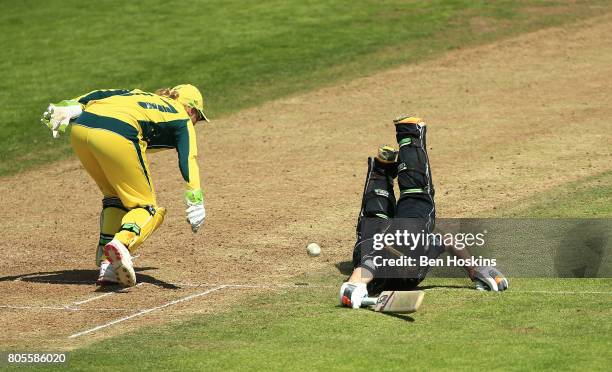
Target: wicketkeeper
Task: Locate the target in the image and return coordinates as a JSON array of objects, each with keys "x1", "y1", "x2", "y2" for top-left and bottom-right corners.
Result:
[
  {"x1": 340, "y1": 116, "x2": 509, "y2": 309},
  {"x1": 41, "y1": 85, "x2": 209, "y2": 287}
]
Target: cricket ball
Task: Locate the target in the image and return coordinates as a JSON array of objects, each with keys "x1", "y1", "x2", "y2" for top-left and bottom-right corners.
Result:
[{"x1": 306, "y1": 242, "x2": 321, "y2": 257}]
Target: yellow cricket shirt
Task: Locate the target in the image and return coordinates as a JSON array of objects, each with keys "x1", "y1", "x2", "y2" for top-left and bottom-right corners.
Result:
[{"x1": 73, "y1": 89, "x2": 201, "y2": 190}]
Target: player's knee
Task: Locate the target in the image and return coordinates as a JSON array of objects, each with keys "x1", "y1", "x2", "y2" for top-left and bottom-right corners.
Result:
[
  {"x1": 396, "y1": 196, "x2": 435, "y2": 219},
  {"x1": 363, "y1": 188, "x2": 395, "y2": 219},
  {"x1": 102, "y1": 196, "x2": 128, "y2": 211},
  {"x1": 395, "y1": 139, "x2": 433, "y2": 198}
]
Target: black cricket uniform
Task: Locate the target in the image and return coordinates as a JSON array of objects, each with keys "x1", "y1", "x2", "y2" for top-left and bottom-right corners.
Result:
[{"x1": 352, "y1": 118, "x2": 444, "y2": 295}]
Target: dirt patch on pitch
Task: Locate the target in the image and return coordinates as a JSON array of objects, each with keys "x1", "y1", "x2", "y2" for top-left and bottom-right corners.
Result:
[{"x1": 1, "y1": 14, "x2": 611, "y2": 349}]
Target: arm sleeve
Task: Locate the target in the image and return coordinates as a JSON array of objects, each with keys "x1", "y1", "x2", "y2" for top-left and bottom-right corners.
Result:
[
  {"x1": 175, "y1": 120, "x2": 201, "y2": 190},
  {"x1": 74, "y1": 89, "x2": 131, "y2": 106}
]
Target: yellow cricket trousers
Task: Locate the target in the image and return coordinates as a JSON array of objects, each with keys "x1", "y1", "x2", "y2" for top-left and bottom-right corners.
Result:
[
  {"x1": 71, "y1": 124, "x2": 155, "y2": 207},
  {"x1": 71, "y1": 119, "x2": 164, "y2": 257}
]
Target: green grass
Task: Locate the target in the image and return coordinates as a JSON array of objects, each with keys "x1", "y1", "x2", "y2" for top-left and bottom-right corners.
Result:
[
  {"x1": 502, "y1": 171, "x2": 612, "y2": 217},
  {"x1": 1, "y1": 0, "x2": 610, "y2": 175},
  {"x1": 31, "y1": 277, "x2": 608, "y2": 371}
]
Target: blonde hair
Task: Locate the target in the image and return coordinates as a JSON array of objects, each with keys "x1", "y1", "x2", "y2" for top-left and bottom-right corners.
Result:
[{"x1": 155, "y1": 88, "x2": 180, "y2": 100}]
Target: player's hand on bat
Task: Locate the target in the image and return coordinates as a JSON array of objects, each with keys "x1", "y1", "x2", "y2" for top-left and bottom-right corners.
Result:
[
  {"x1": 339, "y1": 282, "x2": 368, "y2": 309},
  {"x1": 470, "y1": 265, "x2": 509, "y2": 291},
  {"x1": 185, "y1": 189, "x2": 206, "y2": 233},
  {"x1": 41, "y1": 100, "x2": 82, "y2": 138}
]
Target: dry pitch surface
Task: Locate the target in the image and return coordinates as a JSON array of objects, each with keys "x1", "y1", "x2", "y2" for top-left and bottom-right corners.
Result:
[{"x1": 1, "y1": 14, "x2": 611, "y2": 349}]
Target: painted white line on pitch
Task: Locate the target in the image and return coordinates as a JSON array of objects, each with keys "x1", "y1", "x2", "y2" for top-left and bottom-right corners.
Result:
[
  {"x1": 9, "y1": 278, "x2": 335, "y2": 289},
  {"x1": 68, "y1": 283, "x2": 145, "y2": 307},
  {"x1": 511, "y1": 290, "x2": 612, "y2": 295},
  {"x1": 24, "y1": 279, "x2": 92, "y2": 284},
  {"x1": 168, "y1": 282, "x2": 336, "y2": 289},
  {"x1": 70, "y1": 292, "x2": 114, "y2": 306},
  {"x1": 423, "y1": 288, "x2": 612, "y2": 295},
  {"x1": 0, "y1": 305, "x2": 130, "y2": 312},
  {"x1": 9, "y1": 278, "x2": 611, "y2": 295},
  {"x1": 68, "y1": 285, "x2": 227, "y2": 339}
]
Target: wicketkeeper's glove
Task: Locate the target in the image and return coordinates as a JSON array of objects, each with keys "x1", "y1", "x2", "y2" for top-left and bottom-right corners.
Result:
[
  {"x1": 339, "y1": 282, "x2": 368, "y2": 309},
  {"x1": 185, "y1": 189, "x2": 206, "y2": 233},
  {"x1": 40, "y1": 100, "x2": 82, "y2": 138},
  {"x1": 469, "y1": 265, "x2": 509, "y2": 292}
]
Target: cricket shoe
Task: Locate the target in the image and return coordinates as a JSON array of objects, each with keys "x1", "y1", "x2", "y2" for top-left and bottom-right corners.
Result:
[
  {"x1": 96, "y1": 260, "x2": 118, "y2": 286},
  {"x1": 393, "y1": 115, "x2": 425, "y2": 127},
  {"x1": 376, "y1": 144, "x2": 398, "y2": 164},
  {"x1": 103, "y1": 239, "x2": 136, "y2": 287}
]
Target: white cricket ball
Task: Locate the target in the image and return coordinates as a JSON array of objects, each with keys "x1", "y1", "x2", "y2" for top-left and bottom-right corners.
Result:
[{"x1": 306, "y1": 242, "x2": 321, "y2": 257}]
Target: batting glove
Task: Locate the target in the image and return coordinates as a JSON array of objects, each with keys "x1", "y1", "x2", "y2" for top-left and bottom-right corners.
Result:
[
  {"x1": 469, "y1": 265, "x2": 509, "y2": 292},
  {"x1": 41, "y1": 100, "x2": 82, "y2": 138},
  {"x1": 185, "y1": 189, "x2": 206, "y2": 233},
  {"x1": 339, "y1": 282, "x2": 368, "y2": 309}
]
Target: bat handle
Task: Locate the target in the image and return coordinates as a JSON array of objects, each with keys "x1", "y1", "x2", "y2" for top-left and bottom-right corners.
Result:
[{"x1": 361, "y1": 297, "x2": 377, "y2": 307}]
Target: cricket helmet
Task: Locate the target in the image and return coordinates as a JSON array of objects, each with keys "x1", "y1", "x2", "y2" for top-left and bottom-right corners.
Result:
[{"x1": 172, "y1": 84, "x2": 209, "y2": 122}]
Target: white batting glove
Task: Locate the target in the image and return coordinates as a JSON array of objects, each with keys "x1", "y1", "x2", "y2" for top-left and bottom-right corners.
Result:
[
  {"x1": 185, "y1": 189, "x2": 206, "y2": 233},
  {"x1": 469, "y1": 266, "x2": 509, "y2": 292},
  {"x1": 339, "y1": 282, "x2": 368, "y2": 309},
  {"x1": 41, "y1": 100, "x2": 82, "y2": 138}
]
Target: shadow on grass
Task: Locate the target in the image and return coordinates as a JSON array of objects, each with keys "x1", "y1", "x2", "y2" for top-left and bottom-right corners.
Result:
[
  {"x1": 417, "y1": 284, "x2": 474, "y2": 290},
  {"x1": 0, "y1": 268, "x2": 180, "y2": 289},
  {"x1": 334, "y1": 305, "x2": 415, "y2": 322},
  {"x1": 379, "y1": 311, "x2": 415, "y2": 322},
  {"x1": 335, "y1": 261, "x2": 353, "y2": 276}
]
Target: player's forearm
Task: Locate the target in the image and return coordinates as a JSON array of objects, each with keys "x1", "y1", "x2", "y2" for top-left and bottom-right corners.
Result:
[
  {"x1": 176, "y1": 121, "x2": 201, "y2": 190},
  {"x1": 348, "y1": 266, "x2": 374, "y2": 284},
  {"x1": 186, "y1": 157, "x2": 202, "y2": 190},
  {"x1": 445, "y1": 244, "x2": 476, "y2": 278},
  {"x1": 177, "y1": 149, "x2": 201, "y2": 190},
  {"x1": 446, "y1": 243, "x2": 471, "y2": 260},
  {"x1": 433, "y1": 225, "x2": 476, "y2": 275}
]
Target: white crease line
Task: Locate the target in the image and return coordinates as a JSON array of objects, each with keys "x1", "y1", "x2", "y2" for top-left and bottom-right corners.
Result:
[
  {"x1": 70, "y1": 292, "x2": 114, "y2": 306},
  {"x1": 8, "y1": 278, "x2": 334, "y2": 289},
  {"x1": 167, "y1": 282, "x2": 336, "y2": 289},
  {"x1": 69, "y1": 283, "x2": 144, "y2": 307},
  {"x1": 68, "y1": 285, "x2": 227, "y2": 339},
  {"x1": 424, "y1": 288, "x2": 612, "y2": 295},
  {"x1": 510, "y1": 290, "x2": 612, "y2": 295},
  {"x1": 0, "y1": 305, "x2": 130, "y2": 312},
  {"x1": 12, "y1": 279, "x2": 609, "y2": 294},
  {"x1": 9, "y1": 279, "x2": 97, "y2": 285}
]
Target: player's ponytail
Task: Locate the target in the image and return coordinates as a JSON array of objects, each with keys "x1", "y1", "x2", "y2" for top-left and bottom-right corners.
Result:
[{"x1": 155, "y1": 88, "x2": 180, "y2": 100}]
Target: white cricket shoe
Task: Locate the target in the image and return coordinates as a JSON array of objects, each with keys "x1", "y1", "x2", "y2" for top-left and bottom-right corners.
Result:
[
  {"x1": 96, "y1": 260, "x2": 118, "y2": 286},
  {"x1": 103, "y1": 239, "x2": 136, "y2": 287}
]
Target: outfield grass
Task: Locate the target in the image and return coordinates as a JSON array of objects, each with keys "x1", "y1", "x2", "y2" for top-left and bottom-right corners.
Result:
[
  {"x1": 43, "y1": 277, "x2": 608, "y2": 371},
  {"x1": 502, "y1": 171, "x2": 612, "y2": 217},
  {"x1": 1, "y1": 0, "x2": 610, "y2": 175}
]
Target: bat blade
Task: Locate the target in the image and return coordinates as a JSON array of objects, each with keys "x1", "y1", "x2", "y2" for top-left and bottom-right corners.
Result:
[{"x1": 371, "y1": 290, "x2": 424, "y2": 313}]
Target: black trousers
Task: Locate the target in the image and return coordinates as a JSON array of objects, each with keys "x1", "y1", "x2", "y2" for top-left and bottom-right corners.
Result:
[{"x1": 352, "y1": 123, "x2": 443, "y2": 294}]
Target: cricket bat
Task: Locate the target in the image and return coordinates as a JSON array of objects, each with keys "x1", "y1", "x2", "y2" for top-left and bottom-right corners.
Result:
[{"x1": 361, "y1": 290, "x2": 425, "y2": 313}]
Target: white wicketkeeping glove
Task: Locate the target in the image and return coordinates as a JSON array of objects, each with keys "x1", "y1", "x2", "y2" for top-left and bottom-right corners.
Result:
[
  {"x1": 185, "y1": 189, "x2": 206, "y2": 233},
  {"x1": 339, "y1": 282, "x2": 368, "y2": 309},
  {"x1": 469, "y1": 265, "x2": 509, "y2": 292},
  {"x1": 40, "y1": 99, "x2": 82, "y2": 138}
]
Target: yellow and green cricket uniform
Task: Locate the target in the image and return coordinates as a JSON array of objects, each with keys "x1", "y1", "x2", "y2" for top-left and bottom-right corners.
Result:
[{"x1": 69, "y1": 89, "x2": 201, "y2": 263}]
